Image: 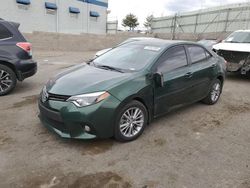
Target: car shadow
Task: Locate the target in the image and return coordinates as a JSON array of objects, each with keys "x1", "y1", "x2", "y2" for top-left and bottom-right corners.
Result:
[
  {"x1": 151, "y1": 102, "x2": 202, "y2": 126},
  {"x1": 226, "y1": 72, "x2": 250, "y2": 82},
  {"x1": 37, "y1": 121, "x2": 116, "y2": 155},
  {"x1": 11, "y1": 81, "x2": 36, "y2": 95}
]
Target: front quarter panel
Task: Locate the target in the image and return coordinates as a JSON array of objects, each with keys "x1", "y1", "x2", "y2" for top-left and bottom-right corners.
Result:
[
  {"x1": 215, "y1": 56, "x2": 226, "y2": 80},
  {"x1": 109, "y1": 72, "x2": 154, "y2": 122}
]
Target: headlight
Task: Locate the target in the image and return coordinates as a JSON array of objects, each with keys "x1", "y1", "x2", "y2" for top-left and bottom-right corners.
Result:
[{"x1": 67, "y1": 91, "x2": 110, "y2": 107}]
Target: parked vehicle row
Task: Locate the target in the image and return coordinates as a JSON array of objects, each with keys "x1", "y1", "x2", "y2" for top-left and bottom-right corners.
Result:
[{"x1": 4, "y1": 19, "x2": 247, "y2": 142}]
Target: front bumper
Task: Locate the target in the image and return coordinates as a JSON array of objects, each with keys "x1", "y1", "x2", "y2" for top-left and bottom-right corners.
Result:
[
  {"x1": 17, "y1": 59, "x2": 37, "y2": 81},
  {"x1": 38, "y1": 95, "x2": 121, "y2": 139},
  {"x1": 226, "y1": 61, "x2": 250, "y2": 74},
  {"x1": 226, "y1": 62, "x2": 242, "y2": 72}
]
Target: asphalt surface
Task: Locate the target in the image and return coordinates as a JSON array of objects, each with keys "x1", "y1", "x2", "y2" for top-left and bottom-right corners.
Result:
[{"x1": 0, "y1": 51, "x2": 250, "y2": 188}]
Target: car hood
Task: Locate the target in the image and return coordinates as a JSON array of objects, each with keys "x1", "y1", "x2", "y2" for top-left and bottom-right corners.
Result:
[
  {"x1": 213, "y1": 42, "x2": 250, "y2": 52},
  {"x1": 46, "y1": 64, "x2": 133, "y2": 96}
]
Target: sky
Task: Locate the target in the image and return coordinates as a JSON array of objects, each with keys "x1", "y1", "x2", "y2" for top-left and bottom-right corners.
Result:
[{"x1": 107, "y1": 0, "x2": 250, "y2": 30}]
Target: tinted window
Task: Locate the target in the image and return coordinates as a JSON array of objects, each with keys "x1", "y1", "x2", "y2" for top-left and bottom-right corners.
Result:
[
  {"x1": 188, "y1": 46, "x2": 207, "y2": 63},
  {"x1": 157, "y1": 46, "x2": 188, "y2": 72},
  {"x1": 0, "y1": 24, "x2": 12, "y2": 39}
]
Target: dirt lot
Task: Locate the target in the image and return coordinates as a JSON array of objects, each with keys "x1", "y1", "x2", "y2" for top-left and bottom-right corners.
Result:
[{"x1": 0, "y1": 51, "x2": 250, "y2": 188}]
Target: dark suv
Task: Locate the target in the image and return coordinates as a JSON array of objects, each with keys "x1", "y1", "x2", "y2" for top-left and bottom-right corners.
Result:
[{"x1": 0, "y1": 19, "x2": 37, "y2": 95}]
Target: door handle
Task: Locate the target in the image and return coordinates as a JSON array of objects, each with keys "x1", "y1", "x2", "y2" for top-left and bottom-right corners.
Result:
[{"x1": 185, "y1": 72, "x2": 193, "y2": 78}]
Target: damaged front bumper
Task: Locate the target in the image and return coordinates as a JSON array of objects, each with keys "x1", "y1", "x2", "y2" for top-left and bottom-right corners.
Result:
[{"x1": 217, "y1": 50, "x2": 250, "y2": 74}]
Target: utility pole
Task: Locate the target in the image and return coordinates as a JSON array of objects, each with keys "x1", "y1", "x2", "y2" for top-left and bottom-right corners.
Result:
[
  {"x1": 223, "y1": 9, "x2": 230, "y2": 32},
  {"x1": 172, "y1": 13, "x2": 177, "y2": 40}
]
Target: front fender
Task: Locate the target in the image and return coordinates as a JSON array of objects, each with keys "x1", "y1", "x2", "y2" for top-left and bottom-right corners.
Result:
[{"x1": 109, "y1": 74, "x2": 154, "y2": 124}]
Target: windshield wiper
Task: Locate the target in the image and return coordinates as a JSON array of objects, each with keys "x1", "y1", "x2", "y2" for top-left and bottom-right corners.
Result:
[{"x1": 96, "y1": 65, "x2": 124, "y2": 73}]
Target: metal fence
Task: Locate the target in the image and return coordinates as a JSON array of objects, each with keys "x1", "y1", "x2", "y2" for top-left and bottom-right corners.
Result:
[{"x1": 152, "y1": 2, "x2": 250, "y2": 40}]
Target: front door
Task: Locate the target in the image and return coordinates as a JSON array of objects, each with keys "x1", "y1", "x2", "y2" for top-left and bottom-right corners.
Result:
[{"x1": 154, "y1": 45, "x2": 192, "y2": 116}]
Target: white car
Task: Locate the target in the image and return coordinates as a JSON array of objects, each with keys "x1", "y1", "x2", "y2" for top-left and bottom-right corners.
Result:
[
  {"x1": 213, "y1": 30, "x2": 250, "y2": 75},
  {"x1": 94, "y1": 37, "x2": 158, "y2": 58}
]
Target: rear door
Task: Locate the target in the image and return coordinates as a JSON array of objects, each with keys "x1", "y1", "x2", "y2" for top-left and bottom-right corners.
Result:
[
  {"x1": 154, "y1": 45, "x2": 192, "y2": 116},
  {"x1": 185, "y1": 45, "x2": 216, "y2": 102},
  {"x1": 0, "y1": 22, "x2": 14, "y2": 61}
]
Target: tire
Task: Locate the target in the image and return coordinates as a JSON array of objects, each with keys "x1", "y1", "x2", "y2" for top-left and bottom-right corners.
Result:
[
  {"x1": 202, "y1": 79, "x2": 222, "y2": 105},
  {"x1": 0, "y1": 64, "x2": 17, "y2": 96},
  {"x1": 114, "y1": 100, "x2": 148, "y2": 142}
]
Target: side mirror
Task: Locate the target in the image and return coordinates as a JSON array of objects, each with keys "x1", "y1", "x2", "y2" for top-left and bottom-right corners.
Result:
[{"x1": 154, "y1": 72, "x2": 164, "y2": 87}]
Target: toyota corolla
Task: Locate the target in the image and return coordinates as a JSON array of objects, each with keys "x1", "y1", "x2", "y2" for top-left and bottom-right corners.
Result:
[{"x1": 39, "y1": 39, "x2": 226, "y2": 142}]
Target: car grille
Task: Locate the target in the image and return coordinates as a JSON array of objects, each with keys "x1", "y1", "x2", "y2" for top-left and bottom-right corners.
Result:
[{"x1": 48, "y1": 93, "x2": 70, "y2": 102}]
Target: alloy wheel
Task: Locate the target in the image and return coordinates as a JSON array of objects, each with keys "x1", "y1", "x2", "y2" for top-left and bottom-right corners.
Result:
[
  {"x1": 211, "y1": 82, "x2": 221, "y2": 102},
  {"x1": 119, "y1": 107, "x2": 145, "y2": 138},
  {"x1": 0, "y1": 69, "x2": 13, "y2": 93}
]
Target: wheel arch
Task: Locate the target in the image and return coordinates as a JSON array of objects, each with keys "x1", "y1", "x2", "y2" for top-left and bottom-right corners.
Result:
[
  {"x1": 133, "y1": 96, "x2": 152, "y2": 124},
  {"x1": 0, "y1": 60, "x2": 18, "y2": 78},
  {"x1": 115, "y1": 94, "x2": 153, "y2": 125},
  {"x1": 217, "y1": 74, "x2": 224, "y2": 85}
]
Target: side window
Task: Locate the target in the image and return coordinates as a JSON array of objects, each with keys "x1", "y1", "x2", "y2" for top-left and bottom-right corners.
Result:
[
  {"x1": 157, "y1": 46, "x2": 188, "y2": 72},
  {"x1": 187, "y1": 46, "x2": 207, "y2": 64},
  {"x1": 0, "y1": 24, "x2": 12, "y2": 40}
]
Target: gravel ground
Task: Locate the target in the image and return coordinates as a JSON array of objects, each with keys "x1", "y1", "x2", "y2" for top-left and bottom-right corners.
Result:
[{"x1": 0, "y1": 51, "x2": 250, "y2": 188}]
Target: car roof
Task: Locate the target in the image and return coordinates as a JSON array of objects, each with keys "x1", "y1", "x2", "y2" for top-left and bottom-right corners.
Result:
[
  {"x1": 129, "y1": 37, "x2": 158, "y2": 40},
  {"x1": 126, "y1": 38, "x2": 199, "y2": 48}
]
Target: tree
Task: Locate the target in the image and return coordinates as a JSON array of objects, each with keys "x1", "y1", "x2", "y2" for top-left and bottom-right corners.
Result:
[
  {"x1": 144, "y1": 15, "x2": 154, "y2": 32},
  {"x1": 122, "y1": 13, "x2": 139, "y2": 31}
]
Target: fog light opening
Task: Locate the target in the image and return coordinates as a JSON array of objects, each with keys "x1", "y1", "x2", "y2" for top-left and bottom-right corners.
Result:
[{"x1": 84, "y1": 125, "x2": 91, "y2": 132}]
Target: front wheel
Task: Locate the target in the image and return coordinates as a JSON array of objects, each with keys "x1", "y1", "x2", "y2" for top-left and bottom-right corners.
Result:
[
  {"x1": 202, "y1": 79, "x2": 222, "y2": 105},
  {"x1": 114, "y1": 100, "x2": 148, "y2": 142}
]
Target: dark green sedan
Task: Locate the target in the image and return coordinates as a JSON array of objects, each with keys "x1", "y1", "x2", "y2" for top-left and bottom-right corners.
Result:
[{"x1": 39, "y1": 39, "x2": 226, "y2": 142}]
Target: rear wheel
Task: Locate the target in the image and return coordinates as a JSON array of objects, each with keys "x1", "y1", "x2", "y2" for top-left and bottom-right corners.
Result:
[
  {"x1": 0, "y1": 65, "x2": 17, "y2": 96},
  {"x1": 202, "y1": 79, "x2": 222, "y2": 105},
  {"x1": 114, "y1": 100, "x2": 148, "y2": 142}
]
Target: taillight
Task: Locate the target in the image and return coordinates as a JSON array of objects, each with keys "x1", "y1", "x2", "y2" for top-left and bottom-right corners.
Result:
[{"x1": 16, "y1": 42, "x2": 32, "y2": 56}]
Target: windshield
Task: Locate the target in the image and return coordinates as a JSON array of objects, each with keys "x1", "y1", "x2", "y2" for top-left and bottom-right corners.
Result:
[
  {"x1": 225, "y1": 32, "x2": 250, "y2": 43},
  {"x1": 93, "y1": 43, "x2": 163, "y2": 72}
]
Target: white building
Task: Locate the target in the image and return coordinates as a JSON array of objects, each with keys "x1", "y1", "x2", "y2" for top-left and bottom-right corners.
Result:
[{"x1": 0, "y1": 0, "x2": 108, "y2": 34}]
